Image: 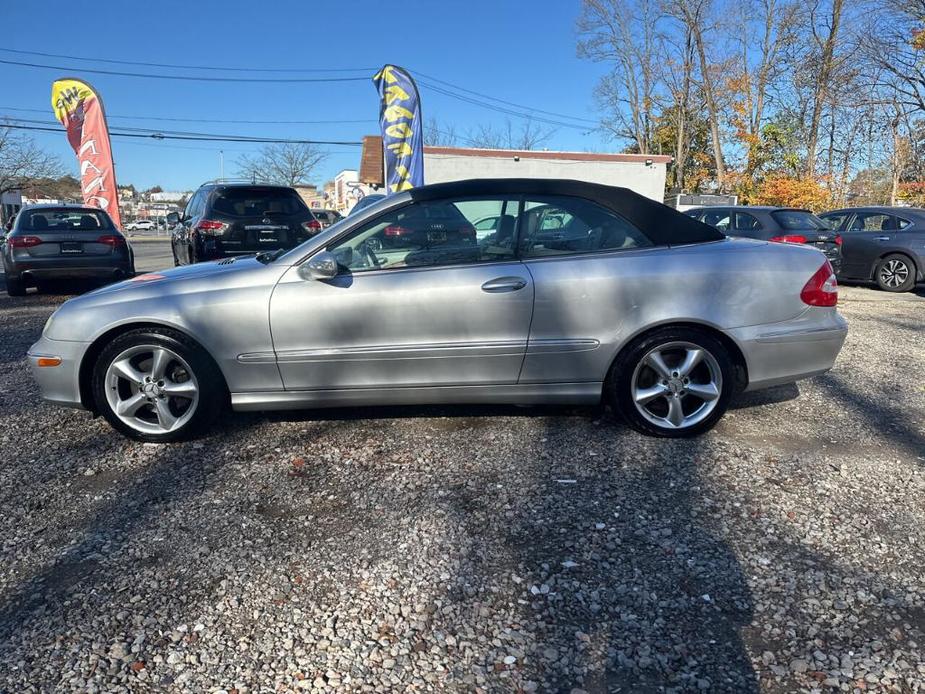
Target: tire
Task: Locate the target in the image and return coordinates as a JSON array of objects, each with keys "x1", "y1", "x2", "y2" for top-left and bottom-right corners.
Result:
[
  {"x1": 5, "y1": 274, "x2": 26, "y2": 297},
  {"x1": 91, "y1": 327, "x2": 227, "y2": 442},
  {"x1": 610, "y1": 327, "x2": 735, "y2": 438},
  {"x1": 875, "y1": 254, "x2": 916, "y2": 292}
]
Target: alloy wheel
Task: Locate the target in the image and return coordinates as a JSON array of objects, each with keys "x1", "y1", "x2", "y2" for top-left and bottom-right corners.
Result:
[
  {"x1": 879, "y1": 259, "x2": 909, "y2": 288},
  {"x1": 631, "y1": 341, "x2": 723, "y2": 430},
  {"x1": 104, "y1": 344, "x2": 199, "y2": 434}
]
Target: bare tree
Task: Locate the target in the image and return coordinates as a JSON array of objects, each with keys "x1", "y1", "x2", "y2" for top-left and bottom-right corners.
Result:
[
  {"x1": 423, "y1": 117, "x2": 460, "y2": 147},
  {"x1": 0, "y1": 123, "x2": 62, "y2": 197},
  {"x1": 465, "y1": 119, "x2": 556, "y2": 150},
  {"x1": 670, "y1": 0, "x2": 727, "y2": 189},
  {"x1": 235, "y1": 143, "x2": 328, "y2": 186},
  {"x1": 578, "y1": 0, "x2": 665, "y2": 154},
  {"x1": 802, "y1": 0, "x2": 845, "y2": 177},
  {"x1": 731, "y1": 0, "x2": 798, "y2": 179}
]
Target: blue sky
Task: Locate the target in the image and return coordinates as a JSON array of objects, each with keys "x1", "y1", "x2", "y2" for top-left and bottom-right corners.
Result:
[{"x1": 1, "y1": 0, "x2": 612, "y2": 191}]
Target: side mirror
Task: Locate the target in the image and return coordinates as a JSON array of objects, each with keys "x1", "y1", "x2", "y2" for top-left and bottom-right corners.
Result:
[
  {"x1": 166, "y1": 212, "x2": 180, "y2": 225},
  {"x1": 299, "y1": 250, "x2": 339, "y2": 280}
]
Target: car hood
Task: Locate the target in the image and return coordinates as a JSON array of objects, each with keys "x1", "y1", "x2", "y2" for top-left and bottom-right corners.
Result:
[
  {"x1": 48, "y1": 256, "x2": 284, "y2": 324},
  {"x1": 88, "y1": 257, "x2": 262, "y2": 296}
]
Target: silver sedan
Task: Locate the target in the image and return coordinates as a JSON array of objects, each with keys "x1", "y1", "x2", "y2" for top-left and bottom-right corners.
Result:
[{"x1": 28, "y1": 179, "x2": 848, "y2": 442}]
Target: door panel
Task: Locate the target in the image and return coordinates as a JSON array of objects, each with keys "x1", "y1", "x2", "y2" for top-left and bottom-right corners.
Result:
[
  {"x1": 270, "y1": 262, "x2": 534, "y2": 390},
  {"x1": 840, "y1": 213, "x2": 894, "y2": 279}
]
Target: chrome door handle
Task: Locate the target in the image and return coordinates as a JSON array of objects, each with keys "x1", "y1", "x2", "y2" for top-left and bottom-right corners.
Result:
[
  {"x1": 481, "y1": 276, "x2": 527, "y2": 293},
  {"x1": 875, "y1": 236, "x2": 891, "y2": 241}
]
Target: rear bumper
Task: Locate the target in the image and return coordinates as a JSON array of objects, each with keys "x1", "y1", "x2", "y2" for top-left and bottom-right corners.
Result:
[
  {"x1": 11, "y1": 257, "x2": 131, "y2": 281},
  {"x1": 27, "y1": 335, "x2": 90, "y2": 409},
  {"x1": 730, "y1": 309, "x2": 848, "y2": 391}
]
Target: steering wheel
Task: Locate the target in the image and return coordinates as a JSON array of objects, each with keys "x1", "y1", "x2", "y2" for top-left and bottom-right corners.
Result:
[{"x1": 357, "y1": 240, "x2": 381, "y2": 270}]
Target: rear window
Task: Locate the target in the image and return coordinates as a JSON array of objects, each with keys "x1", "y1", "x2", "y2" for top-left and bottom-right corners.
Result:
[
  {"x1": 210, "y1": 187, "x2": 307, "y2": 217},
  {"x1": 19, "y1": 209, "x2": 114, "y2": 232},
  {"x1": 771, "y1": 210, "x2": 828, "y2": 230}
]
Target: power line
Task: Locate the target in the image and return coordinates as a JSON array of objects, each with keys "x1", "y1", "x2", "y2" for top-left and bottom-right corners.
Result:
[
  {"x1": 416, "y1": 80, "x2": 592, "y2": 131},
  {"x1": 1, "y1": 122, "x2": 363, "y2": 146},
  {"x1": 0, "y1": 58, "x2": 370, "y2": 83},
  {"x1": 411, "y1": 70, "x2": 599, "y2": 125},
  {"x1": 0, "y1": 47, "x2": 599, "y2": 129},
  {"x1": 3, "y1": 115, "x2": 364, "y2": 142},
  {"x1": 0, "y1": 47, "x2": 376, "y2": 74},
  {"x1": 0, "y1": 106, "x2": 377, "y2": 126}
]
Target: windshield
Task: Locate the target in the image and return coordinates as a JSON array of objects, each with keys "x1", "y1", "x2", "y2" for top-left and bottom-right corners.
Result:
[
  {"x1": 274, "y1": 195, "x2": 399, "y2": 264},
  {"x1": 19, "y1": 208, "x2": 114, "y2": 232},
  {"x1": 770, "y1": 210, "x2": 828, "y2": 231},
  {"x1": 211, "y1": 187, "x2": 307, "y2": 216}
]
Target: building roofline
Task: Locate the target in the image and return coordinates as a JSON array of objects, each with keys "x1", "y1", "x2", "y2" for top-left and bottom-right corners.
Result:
[{"x1": 422, "y1": 145, "x2": 672, "y2": 164}]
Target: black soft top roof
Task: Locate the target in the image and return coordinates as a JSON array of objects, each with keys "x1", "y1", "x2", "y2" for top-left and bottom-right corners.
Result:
[{"x1": 408, "y1": 178, "x2": 724, "y2": 245}]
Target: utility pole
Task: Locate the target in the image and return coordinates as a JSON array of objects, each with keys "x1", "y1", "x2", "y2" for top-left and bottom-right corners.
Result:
[{"x1": 219, "y1": 150, "x2": 224, "y2": 180}]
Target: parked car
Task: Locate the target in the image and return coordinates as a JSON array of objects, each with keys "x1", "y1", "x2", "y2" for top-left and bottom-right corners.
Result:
[
  {"x1": 126, "y1": 219, "x2": 155, "y2": 232},
  {"x1": 818, "y1": 206, "x2": 925, "y2": 292},
  {"x1": 310, "y1": 209, "x2": 343, "y2": 229},
  {"x1": 29, "y1": 178, "x2": 846, "y2": 442},
  {"x1": 167, "y1": 183, "x2": 316, "y2": 265},
  {"x1": 3, "y1": 205, "x2": 134, "y2": 296},
  {"x1": 348, "y1": 194, "x2": 386, "y2": 216},
  {"x1": 685, "y1": 206, "x2": 842, "y2": 273}
]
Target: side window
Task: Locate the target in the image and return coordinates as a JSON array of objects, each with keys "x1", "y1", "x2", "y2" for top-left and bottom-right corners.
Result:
[
  {"x1": 185, "y1": 191, "x2": 203, "y2": 219},
  {"x1": 733, "y1": 212, "x2": 761, "y2": 231},
  {"x1": 519, "y1": 196, "x2": 652, "y2": 258},
  {"x1": 327, "y1": 197, "x2": 519, "y2": 273},
  {"x1": 849, "y1": 213, "x2": 892, "y2": 231},
  {"x1": 820, "y1": 213, "x2": 848, "y2": 231},
  {"x1": 701, "y1": 209, "x2": 731, "y2": 230},
  {"x1": 896, "y1": 216, "x2": 911, "y2": 230}
]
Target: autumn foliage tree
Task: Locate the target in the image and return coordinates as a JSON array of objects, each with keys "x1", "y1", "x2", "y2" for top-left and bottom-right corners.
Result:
[{"x1": 752, "y1": 176, "x2": 832, "y2": 210}]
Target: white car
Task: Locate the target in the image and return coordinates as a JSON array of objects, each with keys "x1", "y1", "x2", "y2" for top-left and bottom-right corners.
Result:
[{"x1": 126, "y1": 220, "x2": 154, "y2": 232}]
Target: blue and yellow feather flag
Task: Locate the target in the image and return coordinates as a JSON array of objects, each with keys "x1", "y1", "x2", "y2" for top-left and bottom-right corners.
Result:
[{"x1": 373, "y1": 65, "x2": 424, "y2": 192}]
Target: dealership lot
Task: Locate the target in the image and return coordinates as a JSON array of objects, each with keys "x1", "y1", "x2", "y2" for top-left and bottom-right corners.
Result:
[{"x1": 0, "y1": 267, "x2": 922, "y2": 691}]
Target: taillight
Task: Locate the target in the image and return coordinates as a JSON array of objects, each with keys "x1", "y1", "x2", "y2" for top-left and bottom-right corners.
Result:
[
  {"x1": 384, "y1": 225, "x2": 410, "y2": 237},
  {"x1": 96, "y1": 234, "x2": 126, "y2": 247},
  {"x1": 195, "y1": 219, "x2": 228, "y2": 235},
  {"x1": 770, "y1": 234, "x2": 808, "y2": 244},
  {"x1": 9, "y1": 235, "x2": 42, "y2": 248},
  {"x1": 301, "y1": 219, "x2": 322, "y2": 233},
  {"x1": 834, "y1": 234, "x2": 842, "y2": 246},
  {"x1": 460, "y1": 224, "x2": 476, "y2": 239},
  {"x1": 800, "y1": 260, "x2": 838, "y2": 307}
]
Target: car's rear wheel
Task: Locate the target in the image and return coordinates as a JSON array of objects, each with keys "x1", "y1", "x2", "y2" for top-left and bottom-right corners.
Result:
[
  {"x1": 5, "y1": 275, "x2": 26, "y2": 296},
  {"x1": 875, "y1": 254, "x2": 916, "y2": 292},
  {"x1": 611, "y1": 327, "x2": 734, "y2": 438},
  {"x1": 91, "y1": 328, "x2": 226, "y2": 442}
]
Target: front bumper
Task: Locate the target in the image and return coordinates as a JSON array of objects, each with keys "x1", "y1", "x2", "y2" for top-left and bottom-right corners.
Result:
[
  {"x1": 730, "y1": 308, "x2": 848, "y2": 391},
  {"x1": 27, "y1": 335, "x2": 90, "y2": 409}
]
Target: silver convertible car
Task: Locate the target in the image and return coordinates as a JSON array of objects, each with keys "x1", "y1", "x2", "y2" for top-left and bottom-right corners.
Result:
[{"x1": 28, "y1": 179, "x2": 847, "y2": 442}]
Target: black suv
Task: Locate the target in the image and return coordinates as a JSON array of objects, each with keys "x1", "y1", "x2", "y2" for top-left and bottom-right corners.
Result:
[
  {"x1": 685, "y1": 206, "x2": 842, "y2": 273},
  {"x1": 168, "y1": 183, "x2": 319, "y2": 265}
]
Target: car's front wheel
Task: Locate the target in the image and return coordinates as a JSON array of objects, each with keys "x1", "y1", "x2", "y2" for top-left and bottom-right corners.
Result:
[
  {"x1": 611, "y1": 327, "x2": 734, "y2": 438},
  {"x1": 875, "y1": 254, "x2": 916, "y2": 292},
  {"x1": 91, "y1": 328, "x2": 226, "y2": 442}
]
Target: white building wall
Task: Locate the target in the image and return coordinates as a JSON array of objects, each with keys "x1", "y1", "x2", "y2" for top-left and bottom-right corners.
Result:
[{"x1": 423, "y1": 154, "x2": 667, "y2": 202}]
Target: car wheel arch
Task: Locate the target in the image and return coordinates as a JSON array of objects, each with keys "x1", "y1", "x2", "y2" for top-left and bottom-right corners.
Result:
[
  {"x1": 78, "y1": 321, "x2": 228, "y2": 412},
  {"x1": 605, "y1": 320, "x2": 749, "y2": 396},
  {"x1": 872, "y1": 250, "x2": 918, "y2": 279}
]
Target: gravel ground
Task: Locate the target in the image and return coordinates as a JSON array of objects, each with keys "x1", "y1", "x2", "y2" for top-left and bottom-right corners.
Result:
[{"x1": 0, "y1": 283, "x2": 923, "y2": 693}]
